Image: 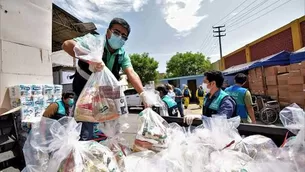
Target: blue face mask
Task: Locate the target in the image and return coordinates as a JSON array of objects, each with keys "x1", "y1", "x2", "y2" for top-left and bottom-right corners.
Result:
[
  {"x1": 108, "y1": 33, "x2": 125, "y2": 50},
  {"x1": 68, "y1": 99, "x2": 74, "y2": 107}
]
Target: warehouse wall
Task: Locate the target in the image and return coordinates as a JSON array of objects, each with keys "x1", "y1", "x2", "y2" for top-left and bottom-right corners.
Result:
[
  {"x1": 250, "y1": 28, "x2": 294, "y2": 61},
  {"x1": 222, "y1": 15, "x2": 305, "y2": 70},
  {"x1": 301, "y1": 21, "x2": 305, "y2": 47},
  {"x1": 0, "y1": 0, "x2": 53, "y2": 109},
  {"x1": 225, "y1": 49, "x2": 246, "y2": 69}
]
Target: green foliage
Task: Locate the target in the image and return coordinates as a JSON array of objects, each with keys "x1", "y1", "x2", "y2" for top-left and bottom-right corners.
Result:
[
  {"x1": 166, "y1": 52, "x2": 211, "y2": 77},
  {"x1": 129, "y1": 53, "x2": 159, "y2": 84}
]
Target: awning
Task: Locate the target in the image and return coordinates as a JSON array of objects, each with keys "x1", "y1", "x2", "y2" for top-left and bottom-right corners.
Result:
[
  {"x1": 223, "y1": 51, "x2": 290, "y2": 76},
  {"x1": 222, "y1": 60, "x2": 257, "y2": 76},
  {"x1": 290, "y1": 47, "x2": 305, "y2": 64},
  {"x1": 251, "y1": 51, "x2": 290, "y2": 69}
]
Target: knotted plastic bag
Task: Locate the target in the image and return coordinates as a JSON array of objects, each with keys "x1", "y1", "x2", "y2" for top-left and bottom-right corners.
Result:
[
  {"x1": 133, "y1": 108, "x2": 169, "y2": 152},
  {"x1": 22, "y1": 117, "x2": 120, "y2": 172},
  {"x1": 279, "y1": 103, "x2": 305, "y2": 171},
  {"x1": 73, "y1": 34, "x2": 128, "y2": 122},
  {"x1": 98, "y1": 119, "x2": 132, "y2": 170}
]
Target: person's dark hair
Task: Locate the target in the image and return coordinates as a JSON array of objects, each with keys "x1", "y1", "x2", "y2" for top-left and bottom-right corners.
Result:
[
  {"x1": 204, "y1": 70, "x2": 224, "y2": 88},
  {"x1": 235, "y1": 73, "x2": 247, "y2": 84},
  {"x1": 62, "y1": 92, "x2": 74, "y2": 99},
  {"x1": 156, "y1": 85, "x2": 168, "y2": 96},
  {"x1": 165, "y1": 84, "x2": 172, "y2": 90},
  {"x1": 109, "y1": 18, "x2": 131, "y2": 35}
]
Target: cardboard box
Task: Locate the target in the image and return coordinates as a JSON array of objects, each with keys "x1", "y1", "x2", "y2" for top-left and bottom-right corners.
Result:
[
  {"x1": 279, "y1": 97, "x2": 290, "y2": 103},
  {"x1": 264, "y1": 66, "x2": 279, "y2": 76},
  {"x1": 288, "y1": 84, "x2": 303, "y2": 92},
  {"x1": 277, "y1": 74, "x2": 289, "y2": 85},
  {"x1": 249, "y1": 69, "x2": 256, "y2": 79},
  {"x1": 290, "y1": 63, "x2": 302, "y2": 70},
  {"x1": 288, "y1": 76, "x2": 305, "y2": 85},
  {"x1": 289, "y1": 91, "x2": 305, "y2": 106},
  {"x1": 278, "y1": 85, "x2": 289, "y2": 97},
  {"x1": 277, "y1": 66, "x2": 288, "y2": 74},
  {"x1": 289, "y1": 70, "x2": 301, "y2": 77},
  {"x1": 255, "y1": 67, "x2": 263, "y2": 78},
  {"x1": 267, "y1": 86, "x2": 278, "y2": 97},
  {"x1": 301, "y1": 61, "x2": 305, "y2": 69},
  {"x1": 266, "y1": 76, "x2": 277, "y2": 86},
  {"x1": 280, "y1": 101, "x2": 291, "y2": 108},
  {"x1": 301, "y1": 69, "x2": 305, "y2": 76}
]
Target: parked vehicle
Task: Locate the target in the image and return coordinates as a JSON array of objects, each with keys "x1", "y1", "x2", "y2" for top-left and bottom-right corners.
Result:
[{"x1": 124, "y1": 88, "x2": 143, "y2": 109}]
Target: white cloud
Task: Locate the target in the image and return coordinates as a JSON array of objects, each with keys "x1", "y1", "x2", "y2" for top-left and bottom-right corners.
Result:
[
  {"x1": 53, "y1": 0, "x2": 149, "y2": 22},
  {"x1": 158, "y1": 0, "x2": 207, "y2": 36}
]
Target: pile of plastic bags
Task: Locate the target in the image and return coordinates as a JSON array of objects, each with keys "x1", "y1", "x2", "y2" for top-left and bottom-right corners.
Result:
[
  {"x1": 123, "y1": 103, "x2": 305, "y2": 172},
  {"x1": 21, "y1": 33, "x2": 304, "y2": 171}
]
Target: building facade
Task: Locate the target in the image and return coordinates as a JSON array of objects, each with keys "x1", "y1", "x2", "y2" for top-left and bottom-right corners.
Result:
[{"x1": 221, "y1": 15, "x2": 305, "y2": 70}]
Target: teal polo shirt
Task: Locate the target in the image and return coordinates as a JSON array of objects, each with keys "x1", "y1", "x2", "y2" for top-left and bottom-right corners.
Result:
[{"x1": 73, "y1": 33, "x2": 132, "y2": 71}]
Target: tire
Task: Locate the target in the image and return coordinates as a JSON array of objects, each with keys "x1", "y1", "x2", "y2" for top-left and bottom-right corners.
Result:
[{"x1": 259, "y1": 108, "x2": 278, "y2": 125}]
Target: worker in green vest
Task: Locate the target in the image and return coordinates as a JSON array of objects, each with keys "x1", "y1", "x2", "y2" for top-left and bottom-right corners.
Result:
[
  {"x1": 43, "y1": 92, "x2": 74, "y2": 120},
  {"x1": 225, "y1": 73, "x2": 256, "y2": 124},
  {"x1": 156, "y1": 85, "x2": 179, "y2": 116},
  {"x1": 184, "y1": 71, "x2": 237, "y2": 125}
]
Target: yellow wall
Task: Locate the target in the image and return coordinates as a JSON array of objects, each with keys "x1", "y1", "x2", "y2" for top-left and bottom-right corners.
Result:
[{"x1": 221, "y1": 15, "x2": 305, "y2": 70}]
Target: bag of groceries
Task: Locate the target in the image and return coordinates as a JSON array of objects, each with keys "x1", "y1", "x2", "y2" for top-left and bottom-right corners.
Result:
[
  {"x1": 22, "y1": 117, "x2": 120, "y2": 172},
  {"x1": 73, "y1": 34, "x2": 128, "y2": 122},
  {"x1": 133, "y1": 108, "x2": 169, "y2": 152},
  {"x1": 98, "y1": 119, "x2": 132, "y2": 171}
]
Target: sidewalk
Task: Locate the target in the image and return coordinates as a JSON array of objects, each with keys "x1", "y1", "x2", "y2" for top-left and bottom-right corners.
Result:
[{"x1": 184, "y1": 104, "x2": 202, "y2": 115}]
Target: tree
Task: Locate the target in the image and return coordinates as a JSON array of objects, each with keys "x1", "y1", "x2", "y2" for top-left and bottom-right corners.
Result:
[
  {"x1": 166, "y1": 52, "x2": 211, "y2": 77},
  {"x1": 129, "y1": 53, "x2": 159, "y2": 84}
]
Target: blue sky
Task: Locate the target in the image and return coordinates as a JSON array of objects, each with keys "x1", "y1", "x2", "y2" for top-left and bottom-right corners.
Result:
[{"x1": 53, "y1": 0, "x2": 305, "y2": 72}]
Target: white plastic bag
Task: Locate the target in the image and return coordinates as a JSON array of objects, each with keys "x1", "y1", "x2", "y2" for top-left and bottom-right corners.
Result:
[
  {"x1": 133, "y1": 108, "x2": 169, "y2": 152},
  {"x1": 22, "y1": 117, "x2": 120, "y2": 172},
  {"x1": 73, "y1": 34, "x2": 128, "y2": 122}
]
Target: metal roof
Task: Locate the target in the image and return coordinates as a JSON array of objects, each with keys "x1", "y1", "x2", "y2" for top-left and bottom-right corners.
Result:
[{"x1": 52, "y1": 3, "x2": 98, "y2": 52}]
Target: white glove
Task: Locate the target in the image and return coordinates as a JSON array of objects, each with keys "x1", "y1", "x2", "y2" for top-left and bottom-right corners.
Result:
[
  {"x1": 183, "y1": 114, "x2": 202, "y2": 125},
  {"x1": 139, "y1": 91, "x2": 149, "y2": 108},
  {"x1": 89, "y1": 61, "x2": 105, "y2": 73}
]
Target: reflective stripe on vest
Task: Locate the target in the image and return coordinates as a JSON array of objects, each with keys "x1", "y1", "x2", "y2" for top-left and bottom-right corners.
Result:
[
  {"x1": 76, "y1": 63, "x2": 91, "y2": 80},
  {"x1": 205, "y1": 89, "x2": 228, "y2": 111},
  {"x1": 225, "y1": 85, "x2": 248, "y2": 118}
]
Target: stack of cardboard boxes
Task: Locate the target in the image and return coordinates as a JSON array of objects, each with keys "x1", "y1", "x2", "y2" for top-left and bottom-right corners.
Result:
[
  {"x1": 248, "y1": 61, "x2": 305, "y2": 108},
  {"x1": 248, "y1": 68, "x2": 265, "y2": 95}
]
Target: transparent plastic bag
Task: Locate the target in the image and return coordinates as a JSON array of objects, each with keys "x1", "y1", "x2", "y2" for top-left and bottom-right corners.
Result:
[
  {"x1": 22, "y1": 117, "x2": 120, "y2": 172},
  {"x1": 73, "y1": 33, "x2": 104, "y2": 63},
  {"x1": 279, "y1": 103, "x2": 305, "y2": 171},
  {"x1": 133, "y1": 108, "x2": 169, "y2": 152},
  {"x1": 98, "y1": 120, "x2": 132, "y2": 170},
  {"x1": 73, "y1": 34, "x2": 128, "y2": 122}
]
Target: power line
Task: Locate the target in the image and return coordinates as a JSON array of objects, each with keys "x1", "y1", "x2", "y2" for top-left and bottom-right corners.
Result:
[
  {"x1": 198, "y1": 0, "x2": 249, "y2": 52},
  {"x1": 226, "y1": 0, "x2": 271, "y2": 27},
  {"x1": 218, "y1": 0, "x2": 258, "y2": 26},
  {"x1": 213, "y1": 0, "x2": 248, "y2": 26},
  {"x1": 227, "y1": 0, "x2": 292, "y2": 33}
]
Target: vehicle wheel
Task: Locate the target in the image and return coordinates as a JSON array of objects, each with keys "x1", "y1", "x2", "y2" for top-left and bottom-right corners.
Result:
[{"x1": 259, "y1": 108, "x2": 278, "y2": 125}]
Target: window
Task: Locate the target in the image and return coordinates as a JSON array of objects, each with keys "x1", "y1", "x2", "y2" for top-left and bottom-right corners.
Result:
[{"x1": 124, "y1": 89, "x2": 137, "y2": 95}]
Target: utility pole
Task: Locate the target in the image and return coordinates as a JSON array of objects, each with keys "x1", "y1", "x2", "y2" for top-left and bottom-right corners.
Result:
[{"x1": 213, "y1": 25, "x2": 226, "y2": 58}]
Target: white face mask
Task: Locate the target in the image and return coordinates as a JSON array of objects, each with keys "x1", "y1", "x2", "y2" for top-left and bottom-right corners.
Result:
[{"x1": 202, "y1": 83, "x2": 210, "y2": 93}]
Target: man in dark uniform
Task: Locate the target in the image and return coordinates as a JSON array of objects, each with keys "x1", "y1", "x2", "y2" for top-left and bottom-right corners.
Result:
[{"x1": 62, "y1": 18, "x2": 147, "y2": 140}]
